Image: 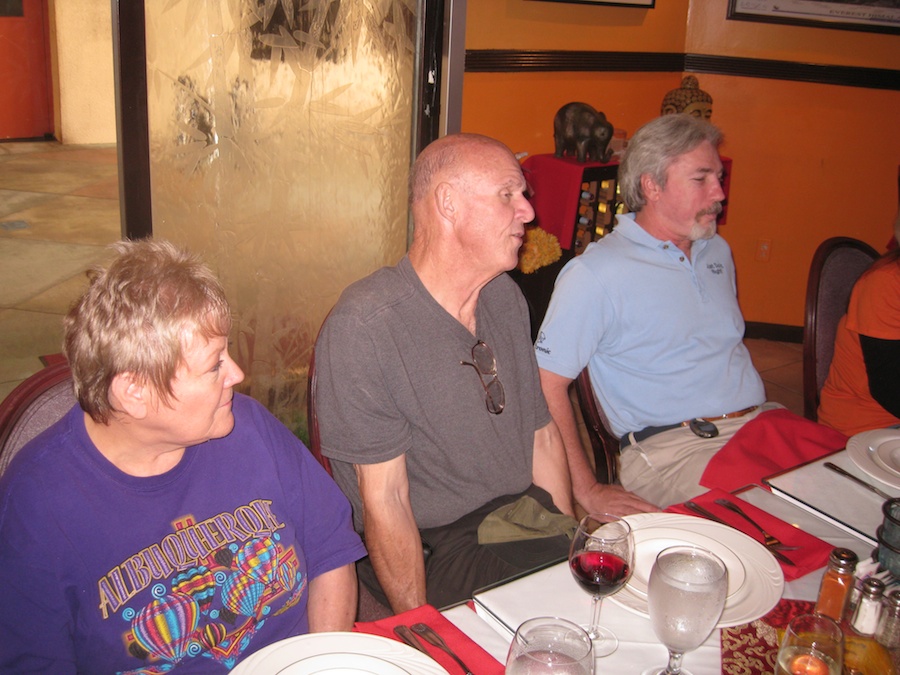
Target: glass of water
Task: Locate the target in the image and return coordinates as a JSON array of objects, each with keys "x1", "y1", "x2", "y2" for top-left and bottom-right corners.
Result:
[
  {"x1": 505, "y1": 616, "x2": 594, "y2": 674},
  {"x1": 642, "y1": 545, "x2": 728, "y2": 675}
]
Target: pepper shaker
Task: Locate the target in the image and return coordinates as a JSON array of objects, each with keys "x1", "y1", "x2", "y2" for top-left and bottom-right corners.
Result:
[{"x1": 876, "y1": 589, "x2": 900, "y2": 649}]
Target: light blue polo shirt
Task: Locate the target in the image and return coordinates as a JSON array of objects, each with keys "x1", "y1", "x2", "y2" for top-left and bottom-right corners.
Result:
[{"x1": 535, "y1": 213, "x2": 765, "y2": 437}]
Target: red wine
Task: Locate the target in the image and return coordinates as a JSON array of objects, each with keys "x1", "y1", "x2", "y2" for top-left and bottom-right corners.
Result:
[{"x1": 570, "y1": 551, "x2": 629, "y2": 596}]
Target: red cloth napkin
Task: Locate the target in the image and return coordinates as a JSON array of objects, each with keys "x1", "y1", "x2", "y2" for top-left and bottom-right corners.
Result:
[
  {"x1": 354, "y1": 603, "x2": 504, "y2": 675},
  {"x1": 666, "y1": 488, "x2": 832, "y2": 581},
  {"x1": 700, "y1": 409, "x2": 848, "y2": 492}
]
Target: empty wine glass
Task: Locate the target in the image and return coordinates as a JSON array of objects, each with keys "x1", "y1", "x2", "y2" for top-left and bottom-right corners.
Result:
[
  {"x1": 642, "y1": 545, "x2": 728, "y2": 675},
  {"x1": 568, "y1": 513, "x2": 634, "y2": 657},
  {"x1": 775, "y1": 613, "x2": 843, "y2": 675},
  {"x1": 505, "y1": 616, "x2": 594, "y2": 674}
]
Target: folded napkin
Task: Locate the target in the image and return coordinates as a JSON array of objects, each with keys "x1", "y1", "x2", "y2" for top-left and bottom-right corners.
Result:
[
  {"x1": 666, "y1": 488, "x2": 832, "y2": 581},
  {"x1": 701, "y1": 409, "x2": 848, "y2": 492},
  {"x1": 354, "y1": 603, "x2": 504, "y2": 675}
]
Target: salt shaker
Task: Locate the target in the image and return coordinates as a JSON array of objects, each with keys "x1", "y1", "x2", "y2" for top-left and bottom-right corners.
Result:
[
  {"x1": 876, "y1": 589, "x2": 900, "y2": 649},
  {"x1": 815, "y1": 548, "x2": 858, "y2": 621},
  {"x1": 850, "y1": 577, "x2": 885, "y2": 635}
]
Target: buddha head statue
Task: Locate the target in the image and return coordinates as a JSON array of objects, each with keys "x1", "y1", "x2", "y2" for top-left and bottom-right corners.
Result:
[{"x1": 661, "y1": 76, "x2": 713, "y2": 120}]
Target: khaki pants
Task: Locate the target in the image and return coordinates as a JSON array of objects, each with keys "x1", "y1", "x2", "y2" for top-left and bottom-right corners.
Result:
[{"x1": 619, "y1": 402, "x2": 782, "y2": 508}]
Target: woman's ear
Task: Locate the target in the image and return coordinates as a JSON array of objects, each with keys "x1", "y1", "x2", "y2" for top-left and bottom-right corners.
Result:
[{"x1": 109, "y1": 372, "x2": 151, "y2": 420}]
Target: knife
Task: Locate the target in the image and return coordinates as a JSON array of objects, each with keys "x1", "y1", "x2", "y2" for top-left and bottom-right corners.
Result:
[
  {"x1": 824, "y1": 462, "x2": 892, "y2": 501},
  {"x1": 684, "y1": 500, "x2": 796, "y2": 566}
]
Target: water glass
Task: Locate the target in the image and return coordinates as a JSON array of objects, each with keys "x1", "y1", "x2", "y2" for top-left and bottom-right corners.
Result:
[
  {"x1": 642, "y1": 545, "x2": 728, "y2": 675},
  {"x1": 775, "y1": 613, "x2": 843, "y2": 675},
  {"x1": 505, "y1": 616, "x2": 594, "y2": 674}
]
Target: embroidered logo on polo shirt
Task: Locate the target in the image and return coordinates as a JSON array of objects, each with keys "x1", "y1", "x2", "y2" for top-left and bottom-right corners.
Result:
[{"x1": 707, "y1": 262, "x2": 724, "y2": 275}]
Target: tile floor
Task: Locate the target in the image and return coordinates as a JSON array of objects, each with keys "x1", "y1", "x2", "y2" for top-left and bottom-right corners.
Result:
[
  {"x1": 0, "y1": 140, "x2": 806, "y2": 418},
  {"x1": 0, "y1": 140, "x2": 120, "y2": 403}
]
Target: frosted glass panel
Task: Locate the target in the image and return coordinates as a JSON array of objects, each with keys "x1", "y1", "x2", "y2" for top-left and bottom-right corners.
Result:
[{"x1": 145, "y1": 0, "x2": 415, "y2": 435}]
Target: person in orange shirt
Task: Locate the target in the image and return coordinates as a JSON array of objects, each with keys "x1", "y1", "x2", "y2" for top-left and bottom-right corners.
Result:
[{"x1": 818, "y1": 209, "x2": 900, "y2": 436}]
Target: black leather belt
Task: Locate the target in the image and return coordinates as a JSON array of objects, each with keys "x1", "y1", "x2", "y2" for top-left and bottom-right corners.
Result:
[{"x1": 620, "y1": 405, "x2": 760, "y2": 451}]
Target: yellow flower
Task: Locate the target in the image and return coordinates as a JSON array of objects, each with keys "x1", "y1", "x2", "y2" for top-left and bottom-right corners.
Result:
[{"x1": 518, "y1": 226, "x2": 563, "y2": 274}]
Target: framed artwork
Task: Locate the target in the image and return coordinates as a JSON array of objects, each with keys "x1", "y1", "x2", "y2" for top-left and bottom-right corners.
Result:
[
  {"x1": 727, "y1": 0, "x2": 900, "y2": 35},
  {"x1": 534, "y1": 0, "x2": 654, "y2": 7}
]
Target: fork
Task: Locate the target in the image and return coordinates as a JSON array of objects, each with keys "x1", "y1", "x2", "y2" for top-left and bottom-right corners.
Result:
[
  {"x1": 713, "y1": 498, "x2": 799, "y2": 551},
  {"x1": 684, "y1": 500, "x2": 796, "y2": 566}
]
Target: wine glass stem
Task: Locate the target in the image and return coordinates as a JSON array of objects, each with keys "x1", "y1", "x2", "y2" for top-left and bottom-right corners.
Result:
[
  {"x1": 589, "y1": 594, "x2": 603, "y2": 636},
  {"x1": 664, "y1": 649, "x2": 685, "y2": 674}
]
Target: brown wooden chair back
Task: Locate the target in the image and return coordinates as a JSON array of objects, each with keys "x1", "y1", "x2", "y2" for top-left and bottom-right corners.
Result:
[
  {"x1": 574, "y1": 367, "x2": 620, "y2": 484},
  {"x1": 0, "y1": 356, "x2": 75, "y2": 477},
  {"x1": 803, "y1": 237, "x2": 879, "y2": 421}
]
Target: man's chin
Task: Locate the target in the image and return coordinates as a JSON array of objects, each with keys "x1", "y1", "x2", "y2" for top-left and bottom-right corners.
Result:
[{"x1": 690, "y1": 222, "x2": 717, "y2": 241}]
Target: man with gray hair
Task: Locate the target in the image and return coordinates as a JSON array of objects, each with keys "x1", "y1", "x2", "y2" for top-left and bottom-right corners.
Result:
[{"x1": 536, "y1": 114, "x2": 773, "y2": 508}]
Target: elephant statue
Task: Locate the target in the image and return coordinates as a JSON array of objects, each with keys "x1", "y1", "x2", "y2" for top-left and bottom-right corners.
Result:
[{"x1": 553, "y1": 102, "x2": 614, "y2": 164}]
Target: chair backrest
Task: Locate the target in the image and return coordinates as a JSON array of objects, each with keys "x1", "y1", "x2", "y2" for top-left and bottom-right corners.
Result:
[
  {"x1": 574, "y1": 367, "x2": 620, "y2": 485},
  {"x1": 803, "y1": 236, "x2": 879, "y2": 421},
  {"x1": 0, "y1": 358, "x2": 76, "y2": 477},
  {"x1": 306, "y1": 345, "x2": 333, "y2": 476}
]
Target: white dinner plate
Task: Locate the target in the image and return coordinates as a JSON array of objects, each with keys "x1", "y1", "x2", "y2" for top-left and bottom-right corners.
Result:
[
  {"x1": 230, "y1": 632, "x2": 449, "y2": 675},
  {"x1": 278, "y1": 653, "x2": 409, "y2": 674},
  {"x1": 873, "y1": 439, "x2": 900, "y2": 478},
  {"x1": 847, "y1": 429, "x2": 900, "y2": 490},
  {"x1": 629, "y1": 526, "x2": 746, "y2": 600},
  {"x1": 614, "y1": 513, "x2": 783, "y2": 628}
]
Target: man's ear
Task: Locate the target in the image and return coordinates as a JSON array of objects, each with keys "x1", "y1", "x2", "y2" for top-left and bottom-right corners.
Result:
[
  {"x1": 434, "y1": 181, "x2": 457, "y2": 223},
  {"x1": 109, "y1": 372, "x2": 151, "y2": 420},
  {"x1": 641, "y1": 173, "x2": 662, "y2": 203}
]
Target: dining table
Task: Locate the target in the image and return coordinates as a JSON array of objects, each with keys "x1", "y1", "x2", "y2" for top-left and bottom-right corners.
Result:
[
  {"x1": 435, "y1": 483, "x2": 879, "y2": 674},
  {"x1": 237, "y1": 441, "x2": 900, "y2": 673}
]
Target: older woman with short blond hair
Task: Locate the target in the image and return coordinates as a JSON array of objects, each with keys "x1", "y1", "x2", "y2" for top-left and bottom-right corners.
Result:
[{"x1": 0, "y1": 239, "x2": 365, "y2": 673}]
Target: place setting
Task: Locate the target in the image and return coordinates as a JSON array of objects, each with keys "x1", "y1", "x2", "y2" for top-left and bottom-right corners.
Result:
[
  {"x1": 229, "y1": 603, "x2": 504, "y2": 674},
  {"x1": 847, "y1": 428, "x2": 900, "y2": 491},
  {"x1": 228, "y1": 631, "x2": 449, "y2": 674}
]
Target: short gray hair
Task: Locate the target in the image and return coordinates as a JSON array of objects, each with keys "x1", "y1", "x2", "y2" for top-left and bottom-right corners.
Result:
[{"x1": 618, "y1": 115, "x2": 723, "y2": 212}]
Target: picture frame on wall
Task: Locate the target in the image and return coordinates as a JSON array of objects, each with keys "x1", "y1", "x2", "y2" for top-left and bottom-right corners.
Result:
[
  {"x1": 727, "y1": 0, "x2": 900, "y2": 35},
  {"x1": 534, "y1": 0, "x2": 654, "y2": 7}
]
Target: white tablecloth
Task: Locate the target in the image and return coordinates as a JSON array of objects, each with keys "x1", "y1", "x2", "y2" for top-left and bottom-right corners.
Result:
[{"x1": 442, "y1": 485, "x2": 874, "y2": 672}]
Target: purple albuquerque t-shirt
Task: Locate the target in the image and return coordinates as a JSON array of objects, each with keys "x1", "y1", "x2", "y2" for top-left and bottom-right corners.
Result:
[{"x1": 0, "y1": 394, "x2": 366, "y2": 673}]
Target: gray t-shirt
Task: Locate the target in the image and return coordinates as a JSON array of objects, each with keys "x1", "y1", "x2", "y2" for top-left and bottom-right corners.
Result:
[{"x1": 316, "y1": 256, "x2": 550, "y2": 531}]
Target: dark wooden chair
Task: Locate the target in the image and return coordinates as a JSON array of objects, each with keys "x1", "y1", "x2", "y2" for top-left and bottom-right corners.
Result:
[
  {"x1": 0, "y1": 356, "x2": 75, "y2": 477},
  {"x1": 803, "y1": 237, "x2": 879, "y2": 421},
  {"x1": 574, "y1": 367, "x2": 620, "y2": 485}
]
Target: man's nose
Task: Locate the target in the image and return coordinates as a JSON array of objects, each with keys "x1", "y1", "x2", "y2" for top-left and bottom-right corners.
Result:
[{"x1": 519, "y1": 195, "x2": 535, "y2": 222}]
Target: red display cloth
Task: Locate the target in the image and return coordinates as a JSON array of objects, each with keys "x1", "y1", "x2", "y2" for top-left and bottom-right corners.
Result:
[
  {"x1": 354, "y1": 604, "x2": 504, "y2": 674},
  {"x1": 720, "y1": 598, "x2": 814, "y2": 675},
  {"x1": 700, "y1": 409, "x2": 848, "y2": 492},
  {"x1": 667, "y1": 488, "x2": 832, "y2": 581},
  {"x1": 521, "y1": 154, "x2": 616, "y2": 250}
]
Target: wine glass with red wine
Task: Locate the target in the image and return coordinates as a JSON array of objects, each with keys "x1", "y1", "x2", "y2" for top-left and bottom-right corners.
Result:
[{"x1": 568, "y1": 513, "x2": 634, "y2": 657}]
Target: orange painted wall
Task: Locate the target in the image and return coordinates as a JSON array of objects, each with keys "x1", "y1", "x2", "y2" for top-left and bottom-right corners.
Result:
[{"x1": 462, "y1": 0, "x2": 900, "y2": 327}]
